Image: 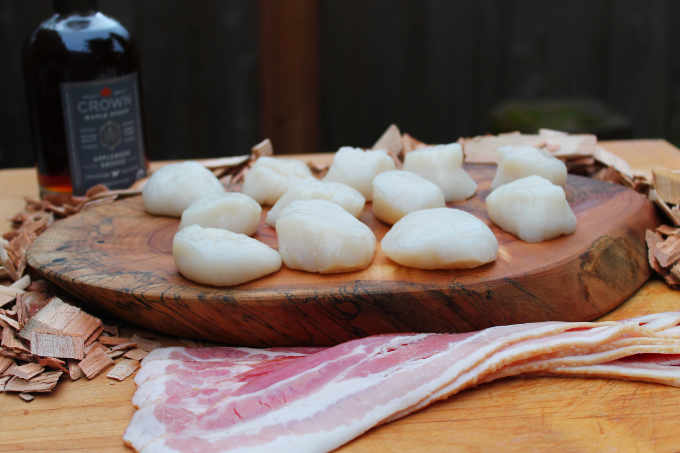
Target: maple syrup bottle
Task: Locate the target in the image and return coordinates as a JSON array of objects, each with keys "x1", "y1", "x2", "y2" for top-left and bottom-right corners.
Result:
[{"x1": 23, "y1": 0, "x2": 147, "y2": 197}]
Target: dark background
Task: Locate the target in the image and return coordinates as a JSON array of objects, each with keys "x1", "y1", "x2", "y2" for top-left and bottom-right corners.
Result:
[{"x1": 2, "y1": 0, "x2": 678, "y2": 168}]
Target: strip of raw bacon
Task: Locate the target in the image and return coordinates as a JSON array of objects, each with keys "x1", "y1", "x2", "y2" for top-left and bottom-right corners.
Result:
[
  {"x1": 125, "y1": 314, "x2": 680, "y2": 453},
  {"x1": 126, "y1": 321, "x2": 620, "y2": 452},
  {"x1": 133, "y1": 347, "x2": 321, "y2": 408},
  {"x1": 546, "y1": 358, "x2": 680, "y2": 386}
]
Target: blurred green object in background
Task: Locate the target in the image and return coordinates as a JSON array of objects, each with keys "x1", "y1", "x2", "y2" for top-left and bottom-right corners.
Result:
[{"x1": 488, "y1": 99, "x2": 632, "y2": 139}]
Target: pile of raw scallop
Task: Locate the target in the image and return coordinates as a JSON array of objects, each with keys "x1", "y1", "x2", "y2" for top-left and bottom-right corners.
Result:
[{"x1": 142, "y1": 142, "x2": 576, "y2": 286}]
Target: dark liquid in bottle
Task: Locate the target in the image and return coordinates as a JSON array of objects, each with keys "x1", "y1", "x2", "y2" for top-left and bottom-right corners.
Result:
[{"x1": 23, "y1": 1, "x2": 147, "y2": 197}]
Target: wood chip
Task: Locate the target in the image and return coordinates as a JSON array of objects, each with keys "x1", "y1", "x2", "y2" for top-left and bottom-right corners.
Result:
[
  {"x1": 646, "y1": 229, "x2": 667, "y2": 275},
  {"x1": 106, "y1": 358, "x2": 139, "y2": 381},
  {"x1": 2, "y1": 327, "x2": 29, "y2": 353},
  {"x1": 251, "y1": 138, "x2": 274, "y2": 158},
  {"x1": 15, "y1": 291, "x2": 51, "y2": 327},
  {"x1": 78, "y1": 349, "x2": 114, "y2": 379},
  {"x1": 373, "y1": 124, "x2": 403, "y2": 163},
  {"x1": 10, "y1": 275, "x2": 31, "y2": 290},
  {"x1": 107, "y1": 350, "x2": 126, "y2": 359},
  {"x1": 0, "y1": 375, "x2": 11, "y2": 391},
  {"x1": 124, "y1": 348, "x2": 149, "y2": 361},
  {"x1": 0, "y1": 356, "x2": 13, "y2": 374},
  {"x1": 67, "y1": 360, "x2": 84, "y2": 381},
  {"x1": 110, "y1": 342, "x2": 137, "y2": 352},
  {"x1": 98, "y1": 336, "x2": 133, "y2": 346},
  {"x1": 657, "y1": 225, "x2": 680, "y2": 236},
  {"x1": 0, "y1": 314, "x2": 20, "y2": 331},
  {"x1": 401, "y1": 133, "x2": 426, "y2": 155},
  {"x1": 102, "y1": 324, "x2": 119, "y2": 336},
  {"x1": 19, "y1": 392, "x2": 34, "y2": 402},
  {"x1": 4, "y1": 371, "x2": 62, "y2": 393},
  {"x1": 653, "y1": 167, "x2": 680, "y2": 205},
  {"x1": 654, "y1": 235, "x2": 680, "y2": 267},
  {"x1": 649, "y1": 189, "x2": 680, "y2": 226},
  {"x1": 85, "y1": 325, "x2": 104, "y2": 346},
  {"x1": 21, "y1": 297, "x2": 102, "y2": 359},
  {"x1": 19, "y1": 297, "x2": 80, "y2": 340},
  {"x1": 6, "y1": 362, "x2": 44, "y2": 380},
  {"x1": 198, "y1": 154, "x2": 250, "y2": 171},
  {"x1": 84, "y1": 341, "x2": 109, "y2": 356},
  {"x1": 130, "y1": 334, "x2": 161, "y2": 352},
  {"x1": 0, "y1": 285, "x2": 24, "y2": 298},
  {"x1": 37, "y1": 357, "x2": 67, "y2": 372}
]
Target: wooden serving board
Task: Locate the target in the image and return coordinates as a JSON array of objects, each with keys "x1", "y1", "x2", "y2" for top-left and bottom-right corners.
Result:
[{"x1": 27, "y1": 164, "x2": 658, "y2": 346}]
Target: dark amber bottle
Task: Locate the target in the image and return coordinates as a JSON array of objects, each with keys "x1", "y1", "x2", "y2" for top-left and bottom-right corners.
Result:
[{"x1": 23, "y1": 0, "x2": 147, "y2": 197}]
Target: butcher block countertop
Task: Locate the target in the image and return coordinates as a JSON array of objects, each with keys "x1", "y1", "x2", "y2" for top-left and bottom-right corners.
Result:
[{"x1": 2, "y1": 140, "x2": 680, "y2": 453}]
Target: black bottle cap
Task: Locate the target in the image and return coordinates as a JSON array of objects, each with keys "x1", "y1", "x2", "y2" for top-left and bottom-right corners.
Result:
[{"x1": 53, "y1": 0, "x2": 98, "y2": 14}]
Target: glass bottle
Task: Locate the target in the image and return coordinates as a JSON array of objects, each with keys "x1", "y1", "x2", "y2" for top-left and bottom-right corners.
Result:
[{"x1": 23, "y1": 0, "x2": 148, "y2": 197}]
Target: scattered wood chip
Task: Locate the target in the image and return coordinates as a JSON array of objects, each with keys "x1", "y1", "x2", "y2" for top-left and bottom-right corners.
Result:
[
  {"x1": 67, "y1": 360, "x2": 84, "y2": 381},
  {"x1": 110, "y1": 342, "x2": 137, "y2": 352},
  {"x1": 401, "y1": 133, "x2": 426, "y2": 155},
  {"x1": 657, "y1": 225, "x2": 680, "y2": 236},
  {"x1": 98, "y1": 336, "x2": 133, "y2": 346},
  {"x1": 654, "y1": 235, "x2": 680, "y2": 267},
  {"x1": 102, "y1": 324, "x2": 119, "y2": 336},
  {"x1": 0, "y1": 284, "x2": 24, "y2": 298},
  {"x1": 85, "y1": 325, "x2": 104, "y2": 346},
  {"x1": 84, "y1": 341, "x2": 109, "y2": 356},
  {"x1": 646, "y1": 229, "x2": 668, "y2": 276},
  {"x1": 6, "y1": 362, "x2": 44, "y2": 380},
  {"x1": 37, "y1": 357, "x2": 67, "y2": 372},
  {"x1": 107, "y1": 359, "x2": 140, "y2": 381},
  {"x1": 2, "y1": 326, "x2": 29, "y2": 352},
  {"x1": 19, "y1": 392, "x2": 34, "y2": 402},
  {"x1": 653, "y1": 167, "x2": 680, "y2": 205},
  {"x1": 199, "y1": 155, "x2": 250, "y2": 171},
  {"x1": 0, "y1": 313, "x2": 20, "y2": 331},
  {"x1": 107, "y1": 350, "x2": 126, "y2": 360},
  {"x1": 15, "y1": 291, "x2": 51, "y2": 327},
  {"x1": 0, "y1": 375, "x2": 11, "y2": 391},
  {"x1": 124, "y1": 348, "x2": 149, "y2": 361},
  {"x1": 649, "y1": 189, "x2": 680, "y2": 226},
  {"x1": 0, "y1": 356, "x2": 13, "y2": 374},
  {"x1": 4, "y1": 371, "x2": 62, "y2": 393},
  {"x1": 10, "y1": 275, "x2": 31, "y2": 291},
  {"x1": 21, "y1": 297, "x2": 102, "y2": 360},
  {"x1": 373, "y1": 124, "x2": 403, "y2": 165},
  {"x1": 251, "y1": 138, "x2": 274, "y2": 159},
  {"x1": 130, "y1": 334, "x2": 161, "y2": 352},
  {"x1": 78, "y1": 349, "x2": 114, "y2": 379}
]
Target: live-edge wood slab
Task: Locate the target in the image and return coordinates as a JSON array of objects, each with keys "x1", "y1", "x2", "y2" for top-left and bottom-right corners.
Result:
[{"x1": 27, "y1": 164, "x2": 659, "y2": 346}]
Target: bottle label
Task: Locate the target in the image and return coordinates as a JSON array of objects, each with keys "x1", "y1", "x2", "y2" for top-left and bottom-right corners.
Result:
[{"x1": 60, "y1": 73, "x2": 146, "y2": 195}]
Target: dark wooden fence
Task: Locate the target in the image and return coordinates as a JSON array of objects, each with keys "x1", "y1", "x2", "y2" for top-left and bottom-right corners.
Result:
[{"x1": 2, "y1": 0, "x2": 679, "y2": 168}]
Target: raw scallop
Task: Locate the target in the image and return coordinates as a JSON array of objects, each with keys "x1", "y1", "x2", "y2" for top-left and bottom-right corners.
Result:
[
  {"x1": 173, "y1": 225, "x2": 281, "y2": 286},
  {"x1": 402, "y1": 143, "x2": 476, "y2": 202},
  {"x1": 491, "y1": 145, "x2": 567, "y2": 189},
  {"x1": 266, "y1": 179, "x2": 365, "y2": 226},
  {"x1": 324, "y1": 147, "x2": 395, "y2": 200},
  {"x1": 372, "y1": 170, "x2": 445, "y2": 225},
  {"x1": 178, "y1": 193, "x2": 262, "y2": 235},
  {"x1": 241, "y1": 157, "x2": 313, "y2": 205},
  {"x1": 381, "y1": 208, "x2": 497, "y2": 269},
  {"x1": 142, "y1": 162, "x2": 225, "y2": 217},
  {"x1": 486, "y1": 175, "x2": 577, "y2": 243},
  {"x1": 276, "y1": 200, "x2": 376, "y2": 273}
]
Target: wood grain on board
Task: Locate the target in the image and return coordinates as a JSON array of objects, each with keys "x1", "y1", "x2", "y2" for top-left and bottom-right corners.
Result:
[{"x1": 27, "y1": 164, "x2": 658, "y2": 346}]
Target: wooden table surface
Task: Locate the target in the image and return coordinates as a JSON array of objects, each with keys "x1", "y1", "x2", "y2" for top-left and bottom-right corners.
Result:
[{"x1": 2, "y1": 142, "x2": 680, "y2": 453}]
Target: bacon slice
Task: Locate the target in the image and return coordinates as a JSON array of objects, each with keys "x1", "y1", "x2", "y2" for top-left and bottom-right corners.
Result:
[{"x1": 124, "y1": 314, "x2": 680, "y2": 453}]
